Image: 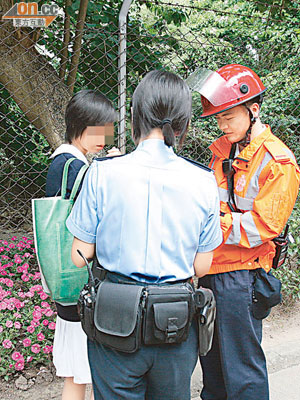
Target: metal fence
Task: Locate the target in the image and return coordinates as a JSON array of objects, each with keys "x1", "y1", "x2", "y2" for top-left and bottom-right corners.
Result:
[{"x1": 0, "y1": 0, "x2": 299, "y2": 236}]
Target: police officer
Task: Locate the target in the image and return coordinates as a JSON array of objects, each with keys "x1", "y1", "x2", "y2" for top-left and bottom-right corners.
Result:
[
  {"x1": 188, "y1": 64, "x2": 300, "y2": 400},
  {"x1": 66, "y1": 70, "x2": 223, "y2": 400}
]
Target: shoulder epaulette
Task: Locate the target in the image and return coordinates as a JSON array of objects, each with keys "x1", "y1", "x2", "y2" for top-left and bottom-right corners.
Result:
[
  {"x1": 264, "y1": 140, "x2": 291, "y2": 163},
  {"x1": 179, "y1": 155, "x2": 212, "y2": 172},
  {"x1": 94, "y1": 154, "x2": 126, "y2": 162}
]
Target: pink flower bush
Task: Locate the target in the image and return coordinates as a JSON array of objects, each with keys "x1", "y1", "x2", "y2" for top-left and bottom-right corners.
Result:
[
  {"x1": 3, "y1": 339, "x2": 12, "y2": 349},
  {"x1": 31, "y1": 344, "x2": 41, "y2": 354},
  {"x1": 37, "y1": 333, "x2": 45, "y2": 341},
  {"x1": 22, "y1": 338, "x2": 31, "y2": 347},
  {"x1": 11, "y1": 351, "x2": 23, "y2": 361},
  {"x1": 15, "y1": 360, "x2": 25, "y2": 371},
  {"x1": 0, "y1": 237, "x2": 57, "y2": 380},
  {"x1": 48, "y1": 322, "x2": 56, "y2": 330},
  {"x1": 43, "y1": 345, "x2": 53, "y2": 354}
]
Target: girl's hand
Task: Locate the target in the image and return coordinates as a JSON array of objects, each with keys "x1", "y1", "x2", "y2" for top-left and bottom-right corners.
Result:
[{"x1": 106, "y1": 146, "x2": 122, "y2": 157}]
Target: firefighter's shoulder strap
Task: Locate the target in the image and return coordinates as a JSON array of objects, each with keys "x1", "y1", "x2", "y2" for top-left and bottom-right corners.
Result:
[{"x1": 264, "y1": 139, "x2": 290, "y2": 163}]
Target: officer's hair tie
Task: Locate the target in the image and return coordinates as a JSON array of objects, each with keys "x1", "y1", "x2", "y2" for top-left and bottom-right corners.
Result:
[{"x1": 161, "y1": 118, "x2": 172, "y2": 127}]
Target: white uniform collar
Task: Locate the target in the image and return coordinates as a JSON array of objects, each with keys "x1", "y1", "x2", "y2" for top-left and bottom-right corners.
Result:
[{"x1": 50, "y1": 144, "x2": 88, "y2": 165}]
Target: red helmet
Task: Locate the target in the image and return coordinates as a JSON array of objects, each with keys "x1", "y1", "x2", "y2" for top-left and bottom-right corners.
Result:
[{"x1": 186, "y1": 64, "x2": 267, "y2": 118}]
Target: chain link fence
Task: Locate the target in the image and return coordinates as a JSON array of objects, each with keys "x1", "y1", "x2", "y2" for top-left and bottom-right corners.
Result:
[{"x1": 0, "y1": 0, "x2": 299, "y2": 236}]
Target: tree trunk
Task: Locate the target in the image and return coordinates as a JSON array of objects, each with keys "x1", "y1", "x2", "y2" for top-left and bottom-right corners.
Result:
[{"x1": 0, "y1": 0, "x2": 70, "y2": 149}]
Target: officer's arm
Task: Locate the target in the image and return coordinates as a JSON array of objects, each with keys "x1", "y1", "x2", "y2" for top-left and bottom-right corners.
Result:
[
  {"x1": 71, "y1": 237, "x2": 95, "y2": 268},
  {"x1": 193, "y1": 251, "x2": 213, "y2": 277}
]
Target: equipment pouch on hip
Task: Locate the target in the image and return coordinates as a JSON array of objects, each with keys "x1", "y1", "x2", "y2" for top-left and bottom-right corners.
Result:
[
  {"x1": 93, "y1": 281, "x2": 143, "y2": 353},
  {"x1": 143, "y1": 283, "x2": 194, "y2": 345},
  {"x1": 195, "y1": 287, "x2": 216, "y2": 356},
  {"x1": 251, "y1": 269, "x2": 281, "y2": 320}
]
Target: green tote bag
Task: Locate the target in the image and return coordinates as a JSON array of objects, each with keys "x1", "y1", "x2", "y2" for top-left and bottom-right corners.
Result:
[{"x1": 32, "y1": 158, "x2": 89, "y2": 304}]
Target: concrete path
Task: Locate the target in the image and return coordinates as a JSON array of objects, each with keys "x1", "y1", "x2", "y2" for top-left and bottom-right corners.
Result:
[{"x1": 191, "y1": 303, "x2": 300, "y2": 399}]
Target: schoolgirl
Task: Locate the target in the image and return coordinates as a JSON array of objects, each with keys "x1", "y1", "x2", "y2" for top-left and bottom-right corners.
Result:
[{"x1": 45, "y1": 89, "x2": 117, "y2": 400}]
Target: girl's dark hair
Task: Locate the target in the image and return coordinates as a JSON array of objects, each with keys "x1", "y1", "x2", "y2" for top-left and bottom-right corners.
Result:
[
  {"x1": 65, "y1": 89, "x2": 117, "y2": 143},
  {"x1": 132, "y1": 70, "x2": 192, "y2": 147}
]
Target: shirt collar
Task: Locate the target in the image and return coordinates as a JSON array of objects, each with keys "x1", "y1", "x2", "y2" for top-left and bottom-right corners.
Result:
[
  {"x1": 50, "y1": 144, "x2": 89, "y2": 165},
  {"x1": 133, "y1": 139, "x2": 177, "y2": 165}
]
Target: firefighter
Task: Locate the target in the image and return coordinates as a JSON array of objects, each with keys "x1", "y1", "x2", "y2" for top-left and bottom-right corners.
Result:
[{"x1": 188, "y1": 64, "x2": 300, "y2": 400}]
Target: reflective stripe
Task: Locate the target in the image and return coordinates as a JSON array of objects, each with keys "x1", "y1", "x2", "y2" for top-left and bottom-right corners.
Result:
[
  {"x1": 211, "y1": 155, "x2": 217, "y2": 169},
  {"x1": 235, "y1": 195, "x2": 254, "y2": 210},
  {"x1": 242, "y1": 212, "x2": 262, "y2": 247},
  {"x1": 282, "y1": 147, "x2": 296, "y2": 162},
  {"x1": 218, "y1": 187, "x2": 229, "y2": 202},
  {"x1": 246, "y1": 152, "x2": 272, "y2": 199},
  {"x1": 225, "y1": 212, "x2": 241, "y2": 245}
]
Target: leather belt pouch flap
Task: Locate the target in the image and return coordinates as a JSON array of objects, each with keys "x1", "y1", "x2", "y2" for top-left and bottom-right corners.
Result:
[
  {"x1": 143, "y1": 285, "x2": 193, "y2": 345},
  {"x1": 94, "y1": 281, "x2": 143, "y2": 353}
]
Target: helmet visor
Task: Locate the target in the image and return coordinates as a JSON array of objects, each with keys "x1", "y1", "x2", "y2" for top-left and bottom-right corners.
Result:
[{"x1": 186, "y1": 68, "x2": 249, "y2": 106}]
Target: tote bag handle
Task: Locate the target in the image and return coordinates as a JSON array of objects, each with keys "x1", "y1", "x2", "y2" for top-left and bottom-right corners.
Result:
[{"x1": 61, "y1": 158, "x2": 89, "y2": 201}]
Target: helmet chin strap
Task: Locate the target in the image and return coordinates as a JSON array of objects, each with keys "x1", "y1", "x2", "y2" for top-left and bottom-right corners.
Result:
[{"x1": 237, "y1": 105, "x2": 256, "y2": 148}]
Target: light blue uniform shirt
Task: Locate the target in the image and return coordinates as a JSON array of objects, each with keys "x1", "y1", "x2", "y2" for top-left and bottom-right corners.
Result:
[{"x1": 67, "y1": 139, "x2": 222, "y2": 283}]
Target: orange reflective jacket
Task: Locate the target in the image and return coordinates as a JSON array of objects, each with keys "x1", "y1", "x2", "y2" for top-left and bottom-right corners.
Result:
[{"x1": 208, "y1": 125, "x2": 300, "y2": 274}]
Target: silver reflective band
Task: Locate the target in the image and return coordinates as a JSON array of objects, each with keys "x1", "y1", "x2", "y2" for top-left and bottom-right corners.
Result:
[
  {"x1": 225, "y1": 212, "x2": 241, "y2": 245},
  {"x1": 235, "y1": 195, "x2": 254, "y2": 211},
  {"x1": 218, "y1": 187, "x2": 229, "y2": 202},
  {"x1": 242, "y1": 212, "x2": 262, "y2": 247}
]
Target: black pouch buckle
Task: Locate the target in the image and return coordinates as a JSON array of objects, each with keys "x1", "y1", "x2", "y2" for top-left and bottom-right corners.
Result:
[
  {"x1": 195, "y1": 287, "x2": 216, "y2": 356},
  {"x1": 94, "y1": 281, "x2": 143, "y2": 353},
  {"x1": 143, "y1": 283, "x2": 194, "y2": 346}
]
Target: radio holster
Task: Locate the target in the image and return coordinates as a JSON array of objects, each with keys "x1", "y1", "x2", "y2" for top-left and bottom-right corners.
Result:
[
  {"x1": 195, "y1": 286, "x2": 216, "y2": 356},
  {"x1": 272, "y1": 225, "x2": 290, "y2": 269}
]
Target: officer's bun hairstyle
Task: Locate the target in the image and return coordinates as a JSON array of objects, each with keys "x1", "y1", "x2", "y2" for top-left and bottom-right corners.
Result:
[
  {"x1": 132, "y1": 70, "x2": 192, "y2": 147},
  {"x1": 65, "y1": 89, "x2": 117, "y2": 143}
]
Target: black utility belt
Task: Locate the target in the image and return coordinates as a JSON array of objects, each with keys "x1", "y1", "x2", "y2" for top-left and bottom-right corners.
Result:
[{"x1": 78, "y1": 278, "x2": 216, "y2": 355}]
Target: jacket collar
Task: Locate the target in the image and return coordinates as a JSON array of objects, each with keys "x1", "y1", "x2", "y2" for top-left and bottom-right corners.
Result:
[{"x1": 210, "y1": 125, "x2": 273, "y2": 161}]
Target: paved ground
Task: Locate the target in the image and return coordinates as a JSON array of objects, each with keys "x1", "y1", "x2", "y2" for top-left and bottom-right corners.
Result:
[{"x1": 1, "y1": 303, "x2": 300, "y2": 399}]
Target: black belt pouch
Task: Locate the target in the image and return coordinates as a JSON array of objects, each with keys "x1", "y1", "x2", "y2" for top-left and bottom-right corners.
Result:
[
  {"x1": 143, "y1": 284, "x2": 194, "y2": 345},
  {"x1": 93, "y1": 281, "x2": 143, "y2": 353}
]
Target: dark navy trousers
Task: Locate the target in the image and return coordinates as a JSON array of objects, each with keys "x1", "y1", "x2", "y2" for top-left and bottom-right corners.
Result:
[
  {"x1": 198, "y1": 270, "x2": 269, "y2": 400},
  {"x1": 88, "y1": 320, "x2": 198, "y2": 400}
]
